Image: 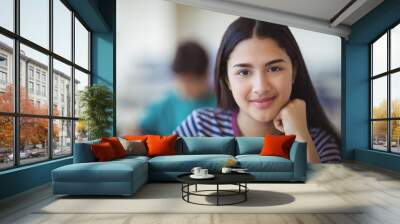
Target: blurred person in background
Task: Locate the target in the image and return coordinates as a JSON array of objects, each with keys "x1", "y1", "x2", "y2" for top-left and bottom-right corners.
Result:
[{"x1": 137, "y1": 41, "x2": 216, "y2": 135}]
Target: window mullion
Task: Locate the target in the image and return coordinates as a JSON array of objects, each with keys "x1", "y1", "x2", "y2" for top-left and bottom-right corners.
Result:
[
  {"x1": 388, "y1": 30, "x2": 391, "y2": 152},
  {"x1": 49, "y1": 0, "x2": 54, "y2": 160},
  {"x1": 13, "y1": 0, "x2": 20, "y2": 167},
  {"x1": 370, "y1": 45, "x2": 373, "y2": 149},
  {"x1": 71, "y1": 10, "x2": 76, "y2": 155}
]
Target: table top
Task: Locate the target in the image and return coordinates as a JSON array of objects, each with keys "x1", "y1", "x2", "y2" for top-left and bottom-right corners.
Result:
[{"x1": 177, "y1": 172, "x2": 255, "y2": 185}]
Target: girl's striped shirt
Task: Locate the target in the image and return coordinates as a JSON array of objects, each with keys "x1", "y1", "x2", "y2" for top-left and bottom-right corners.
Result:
[{"x1": 173, "y1": 107, "x2": 341, "y2": 163}]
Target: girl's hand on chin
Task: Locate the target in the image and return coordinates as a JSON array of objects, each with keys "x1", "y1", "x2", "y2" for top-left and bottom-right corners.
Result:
[{"x1": 273, "y1": 99, "x2": 310, "y2": 142}]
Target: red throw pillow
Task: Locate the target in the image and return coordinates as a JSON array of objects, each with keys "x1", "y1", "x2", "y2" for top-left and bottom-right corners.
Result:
[
  {"x1": 101, "y1": 137, "x2": 127, "y2": 158},
  {"x1": 123, "y1": 135, "x2": 148, "y2": 141},
  {"x1": 259, "y1": 135, "x2": 296, "y2": 159},
  {"x1": 146, "y1": 134, "x2": 177, "y2": 157},
  {"x1": 91, "y1": 142, "x2": 117, "y2": 161}
]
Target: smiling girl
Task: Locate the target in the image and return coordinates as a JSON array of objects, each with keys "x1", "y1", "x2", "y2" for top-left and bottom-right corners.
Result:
[{"x1": 174, "y1": 18, "x2": 341, "y2": 163}]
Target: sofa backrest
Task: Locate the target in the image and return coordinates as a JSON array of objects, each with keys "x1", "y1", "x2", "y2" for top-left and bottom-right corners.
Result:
[
  {"x1": 74, "y1": 137, "x2": 267, "y2": 162},
  {"x1": 177, "y1": 137, "x2": 236, "y2": 155},
  {"x1": 235, "y1": 137, "x2": 263, "y2": 155},
  {"x1": 73, "y1": 139, "x2": 101, "y2": 163}
]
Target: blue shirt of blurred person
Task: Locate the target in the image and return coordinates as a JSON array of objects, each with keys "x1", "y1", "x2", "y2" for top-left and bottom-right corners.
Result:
[{"x1": 139, "y1": 90, "x2": 216, "y2": 135}]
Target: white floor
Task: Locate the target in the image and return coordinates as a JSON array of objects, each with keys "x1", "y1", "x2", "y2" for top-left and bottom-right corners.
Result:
[{"x1": 1, "y1": 162, "x2": 400, "y2": 224}]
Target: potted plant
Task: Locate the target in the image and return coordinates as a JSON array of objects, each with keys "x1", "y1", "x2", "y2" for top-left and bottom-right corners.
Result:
[{"x1": 79, "y1": 84, "x2": 113, "y2": 140}]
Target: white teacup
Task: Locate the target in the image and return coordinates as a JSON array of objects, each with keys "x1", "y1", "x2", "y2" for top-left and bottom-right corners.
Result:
[
  {"x1": 221, "y1": 167, "x2": 232, "y2": 174},
  {"x1": 191, "y1": 167, "x2": 202, "y2": 176},
  {"x1": 199, "y1": 169, "x2": 208, "y2": 176}
]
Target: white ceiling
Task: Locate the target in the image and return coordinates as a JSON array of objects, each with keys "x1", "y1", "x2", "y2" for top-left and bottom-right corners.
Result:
[
  {"x1": 167, "y1": 0, "x2": 384, "y2": 38},
  {"x1": 225, "y1": 0, "x2": 352, "y2": 23}
]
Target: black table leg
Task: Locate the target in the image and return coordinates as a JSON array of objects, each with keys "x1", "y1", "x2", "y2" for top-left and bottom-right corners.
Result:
[
  {"x1": 217, "y1": 184, "x2": 219, "y2": 206},
  {"x1": 187, "y1": 184, "x2": 190, "y2": 202},
  {"x1": 245, "y1": 183, "x2": 247, "y2": 201}
]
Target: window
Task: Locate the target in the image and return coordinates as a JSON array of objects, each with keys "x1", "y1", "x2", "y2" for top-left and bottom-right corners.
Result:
[
  {"x1": 53, "y1": 59, "x2": 72, "y2": 117},
  {"x1": 53, "y1": 0, "x2": 72, "y2": 60},
  {"x1": 75, "y1": 18, "x2": 89, "y2": 70},
  {"x1": 36, "y1": 83, "x2": 40, "y2": 95},
  {"x1": 0, "y1": 54, "x2": 7, "y2": 67},
  {"x1": 0, "y1": 71, "x2": 6, "y2": 85},
  {"x1": 0, "y1": 35, "x2": 13, "y2": 113},
  {"x1": 371, "y1": 23, "x2": 400, "y2": 154},
  {"x1": 0, "y1": 0, "x2": 13, "y2": 32},
  {"x1": 28, "y1": 67, "x2": 34, "y2": 80},
  {"x1": 42, "y1": 85, "x2": 46, "y2": 97},
  {"x1": 20, "y1": 0, "x2": 49, "y2": 49},
  {"x1": 35, "y1": 70, "x2": 40, "y2": 81},
  {"x1": 0, "y1": 0, "x2": 91, "y2": 170},
  {"x1": 28, "y1": 81, "x2": 34, "y2": 94},
  {"x1": 0, "y1": 54, "x2": 7, "y2": 86}
]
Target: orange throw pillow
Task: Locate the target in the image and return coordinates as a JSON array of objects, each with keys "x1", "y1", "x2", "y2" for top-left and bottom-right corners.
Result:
[
  {"x1": 91, "y1": 142, "x2": 117, "y2": 161},
  {"x1": 259, "y1": 135, "x2": 296, "y2": 159},
  {"x1": 146, "y1": 134, "x2": 177, "y2": 157},
  {"x1": 101, "y1": 137, "x2": 127, "y2": 158},
  {"x1": 123, "y1": 135, "x2": 148, "y2": 141}
]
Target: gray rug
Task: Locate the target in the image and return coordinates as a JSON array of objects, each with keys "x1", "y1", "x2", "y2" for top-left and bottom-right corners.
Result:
[{"x1": 37, "y1": 183, "x2": 362, "y2": 214}]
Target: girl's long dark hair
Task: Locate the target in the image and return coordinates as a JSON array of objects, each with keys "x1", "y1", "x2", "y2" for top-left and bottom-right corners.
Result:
[{"x1": 215, "y1": 17, "x2": 340, "y2": 144}]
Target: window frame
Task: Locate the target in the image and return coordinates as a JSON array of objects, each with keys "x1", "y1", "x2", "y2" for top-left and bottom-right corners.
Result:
[
  {"x1": 370, "y1": 20, "x2": 400, "y2": 154},
  {"x1": 0, "y1": 0, "x2": 92, "y2": 171}
]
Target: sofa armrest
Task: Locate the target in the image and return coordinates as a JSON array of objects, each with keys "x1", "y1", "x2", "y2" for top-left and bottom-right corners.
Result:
[
  {"x1": 289, "y1": 141, "x2": 307, "y2": 181},
  {"x1": 73, "y1": 140, "x2": 100, "y2": 163}
]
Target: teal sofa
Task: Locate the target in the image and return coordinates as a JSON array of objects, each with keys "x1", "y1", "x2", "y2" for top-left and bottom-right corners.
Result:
[{"x1": 52, "y1": 137, "x2": 307, "y2": 196}]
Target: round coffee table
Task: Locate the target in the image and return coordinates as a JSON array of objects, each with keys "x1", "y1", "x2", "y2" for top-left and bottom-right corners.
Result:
[{"x1": 177, "y1": 173, "x2": 255, "y2": 206}]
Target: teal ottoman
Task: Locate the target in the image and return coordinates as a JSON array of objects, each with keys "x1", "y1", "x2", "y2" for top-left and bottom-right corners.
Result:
[{"x1": 52, "y1": 156, "x2": 148, "y2": 196}]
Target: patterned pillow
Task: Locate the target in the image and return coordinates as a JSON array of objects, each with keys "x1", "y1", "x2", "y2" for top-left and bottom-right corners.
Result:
[{"x1": 118, "y1": 137, "x2": 147, "y2": 156}]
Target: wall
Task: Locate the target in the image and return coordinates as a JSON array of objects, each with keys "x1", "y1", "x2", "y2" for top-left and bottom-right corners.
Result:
[
  {"x1": 0, "y1": 158, "x2": 72, "y2": 199},
  {"x1": 344, "y1": 0, "x2": 400, "y2": 171},
  {"x1": 91, "y1": 0, "x2": 116, "y2": 135}
]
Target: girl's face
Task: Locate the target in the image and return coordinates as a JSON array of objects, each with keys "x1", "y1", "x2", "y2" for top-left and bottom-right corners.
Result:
[{"x1": 227, "y1": 37, "x2": 294, "y2": 122}]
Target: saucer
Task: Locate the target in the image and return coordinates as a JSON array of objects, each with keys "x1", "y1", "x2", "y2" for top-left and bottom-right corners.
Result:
[{"x1": 190, "y1": 174, "x2": 215, "y2": 179}]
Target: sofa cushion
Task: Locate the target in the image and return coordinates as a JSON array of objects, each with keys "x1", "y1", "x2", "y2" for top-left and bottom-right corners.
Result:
[
  {"x1": 148, "y1": 154, "x2": 235, "y2": 172},
  {"x1": 119, "y1": 138, "x2": 148, "y2": 156},
  {"x1": 73, "y1": 139, "x2": 101, "y2": 163},
  {"x1": 178, "y1": 137, "x2": 235, "y2": 155},
  {"x1": 236, "y1": 155, "x2": 293, "y2": 172},
  {"x1": 123, "y1": 135, "x2": 148, "y2": 141},
  {"x1": 91, "y1": 142, "x2": 118, "y2": 161},
  {"x1": 101, "y1": 137, "x2": 127, "y2": 158},
  {"x1": 235, "y1": 137, "x2": 263, "y2": 155},
  {"x1": 52, "y1": 158, "x2": 147, "y2": 183},
  {"x1": 147, "y1": 135, "x2": 178, "y2": 157},
  {"x1": 114, "y1": 155, "x2": 150, "y2": 163},
  {"x1": 259, "y1": 135, "x2": 296, "y2": 159}
]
